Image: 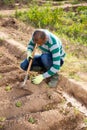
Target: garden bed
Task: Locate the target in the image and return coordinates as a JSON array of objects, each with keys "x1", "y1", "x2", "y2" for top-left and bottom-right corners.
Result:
[{"x1": 0, "y1": 40, "x2": 87, "y2": 130}]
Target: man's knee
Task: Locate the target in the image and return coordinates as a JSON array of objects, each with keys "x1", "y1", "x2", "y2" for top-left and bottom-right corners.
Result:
[
  {"x1": 20, "y1": 59, "x2": 29, "y2": 71},
  {"x1": 41, "y1": 53, "x2": 52, "y2": 69}
]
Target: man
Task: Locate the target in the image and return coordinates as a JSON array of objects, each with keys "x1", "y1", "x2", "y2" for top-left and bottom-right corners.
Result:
[{"x1": 20, "y1": 29, "x2": 66, "y2": 87}]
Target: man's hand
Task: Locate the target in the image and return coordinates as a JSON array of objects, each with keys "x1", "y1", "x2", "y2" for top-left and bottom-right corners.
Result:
[
  {"x1": 31, "y1": 74, "x2": 44, "y2": 84},
  {"x1": 27, "y1": 51, "x2": 32, "y2": 60}
]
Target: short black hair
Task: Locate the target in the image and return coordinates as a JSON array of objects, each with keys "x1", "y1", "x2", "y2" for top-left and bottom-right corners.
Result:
[{"x1": 33, "y1": 30, "x2": 46, "y2": 41}]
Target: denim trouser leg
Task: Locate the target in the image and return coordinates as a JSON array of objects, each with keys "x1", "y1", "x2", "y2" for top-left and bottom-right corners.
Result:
[
  {"x1": 41, "y1": 53, "x2": 64, "y2": 70},
  {"x1": 20, "y1": 55, "x2": 44, "y2": 71},
  {"x1": 41, "y1": 53, "x2": 53, "y2": 70},
  {"x1": 20, "y1": 53, "x2": 64, "y2": 71},
  {"x1": 20, "y1": 59, "x2": 29, "y2": 71}
]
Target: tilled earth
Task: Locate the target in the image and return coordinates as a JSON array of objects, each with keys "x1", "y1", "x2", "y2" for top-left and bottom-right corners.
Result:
[{"x1": 0, "y1": 39, "x2": 87, "y2": 130}]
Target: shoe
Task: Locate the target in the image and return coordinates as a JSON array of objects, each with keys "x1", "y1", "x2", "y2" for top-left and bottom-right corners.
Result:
[
  {"x1": 32, "y1": 66, "x2": 42, "y2": 71},
  {"x1": 47, "y1": 73, "x2": 59, "y2": 87}
]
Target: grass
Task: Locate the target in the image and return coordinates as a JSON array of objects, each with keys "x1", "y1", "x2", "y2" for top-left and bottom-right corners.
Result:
[
  {"x1": 71, "y1": 0, "x2": 80, "y2": 4},
  {"x1": 0, "y1": 1, "x2": 87, "y2": 81},
  {"x1": 83, "y1": 118, "x2": 87, "y2": 126},
  {"x1": 14, "y1": 4, "x2": 87, "y2": 81},
  {"x1": 60, "y1": 54, "x2": 87, "y2": 81},
  {"x1": 15, "y1": 5, "x2": 87, "y2": 45}
]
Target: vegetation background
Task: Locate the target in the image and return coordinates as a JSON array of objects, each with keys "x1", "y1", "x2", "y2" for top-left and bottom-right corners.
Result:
[{"x1": 0, "y1": 0, "x2": 87, "y2": 81}]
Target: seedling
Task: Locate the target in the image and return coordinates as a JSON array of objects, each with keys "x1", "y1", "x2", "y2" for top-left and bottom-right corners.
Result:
[
  {"x1": 60, "y1": 98, "x2": 66, "y2": 105},
  {"x1": 84, "y1": 118, "x2": 87, "y2": 125},
  {"x1": 45, "y1": 84, "x2": 49, "y2": 88},
  {"x1": 0, "y1": 53, "x2": 3, "y2": 57},
  {"x1": 0, "y1": 14, "x2": 3, "y2": 18},
  {"x1": 5, "y1": 85, "x2": 12, "y2": 91},
  {"x1": 74, "y1": 107, "x2": 80, "y2": 115},
  {"x1": 0, "y1": 117, "x2": 6, "y2": 122},
  {"x1": 0, "y1": 38, "x2": 4, "y2": 42},
  {"x1": 0, "y1": 125, "x2": 3, "y2": 129},
  {"x1": 28, "y1": 117, "x2": 36, "y2": 124},
  {"x1": 15, "y1": 101, "x2": 22, "y2": 107},
  {"x1": 0, "y1": 75, "x2": 2, "y2": 79}
]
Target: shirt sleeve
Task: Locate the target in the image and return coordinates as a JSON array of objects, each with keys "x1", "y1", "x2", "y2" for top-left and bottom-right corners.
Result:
[
  {"x1": 27, "y1": 39, "x2": 35, "y2": 52},
  {"x1": 43, "y1": 43, "x2": 61, "y2": 78}
]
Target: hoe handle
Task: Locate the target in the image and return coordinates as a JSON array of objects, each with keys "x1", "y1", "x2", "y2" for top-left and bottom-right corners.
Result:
[
  {"x1": 22, "y1": 44, "x2": 37, "y2": 86},
  {"x1": 27, "y1": 44, "x2": 37, "y2": 74}
]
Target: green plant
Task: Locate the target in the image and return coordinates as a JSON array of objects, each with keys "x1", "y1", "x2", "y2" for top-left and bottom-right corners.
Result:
[
  {"x1": 15, "y1": 4, "x2": 87, "y2": 45},
  {"x1": 60, "y1": 98, "x2": 66, "y2": 105},
  {"x1": 0, "y1": 125, "x2": 3, "y2": 128},
  {"x1": 3, "y1": 0, "x2": 15, "y2": 6},
  {"x1": 84, "y1": 118, "x2": 87, "y2": 125},
  {"x1": 0, "y1": 38, "x2": 4, "y2": 42},
  {"x1": 5, "y1": 85, "x2": 12, "y2": 91},
  {"x1": 77, "y1": 6, "x2": 87, "y2": 12},
  {"x1": 0, "y1": 75, "x2": 2, "y2": 79},
  {"x1": 71, "y1": 0, "x2": 79, "y2": 4},
  {"x1": 28, "y1": 117, "x2": 36, "y2": 124},
  {"x1": 0, "y1": 53, "x2": 3, "y2": 57},
  {"x1": 74, "y1": 107, "x2": 80, "y2": 115},
  {"x1": 0, "y1": 117, "x2": 6, "y2": 122},
  {"x1": 15, "y1": 101, "x2": 22, "y2": 107},
  {"x1": 0, "y1": 14, "x2": 3, "y2": 18}
]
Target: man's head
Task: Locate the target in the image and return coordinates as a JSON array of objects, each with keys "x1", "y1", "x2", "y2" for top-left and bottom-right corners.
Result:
[{"x1": 32, "y1": 30, "x2": 47, "y2": 46}]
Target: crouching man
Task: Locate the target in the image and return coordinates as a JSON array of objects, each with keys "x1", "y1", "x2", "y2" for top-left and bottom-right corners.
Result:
[{"x1": 20, "y1": 29, "x2": 66, "y2": 87}]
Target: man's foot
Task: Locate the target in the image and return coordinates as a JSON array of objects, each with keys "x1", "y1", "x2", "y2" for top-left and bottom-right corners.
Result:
[
  {"x1": 32, "y1": 66, "x2": 42, "y2": 71},
  {"x1": 47, "y1": 73, "x2": 59, "y2": 87}
]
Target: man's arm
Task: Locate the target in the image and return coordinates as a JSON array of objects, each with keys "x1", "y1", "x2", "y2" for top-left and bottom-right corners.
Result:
[
  {"x1": 43, "y1": 43, "x2": 61, "y2": 78},
  {"x1": 27, "y1": 39, "x2": 35, "y2": 52}
]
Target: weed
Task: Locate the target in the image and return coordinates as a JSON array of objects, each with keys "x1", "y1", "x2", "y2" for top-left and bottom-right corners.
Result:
[
  {"x1": 71, "y1": 0, "x2": 79, "y2": 4},
  {"x1": 0, "y1": 53, "x2": 3, "y2": 57},
  {"x1": 43, "y1": 103, "x2": 56, "y2": 111},
  {"x1": 0, "y1": 38, "x2": 4, "y2": 42},
  {"x1": 5, "y1": 85, "x2": 12, "y2": 91},
  {"x1": 3, "y1": 0, "x2": 15, "y2": 6},
  {"x1": 0, "y1": 117, "x2": 6, "y2": 122},
  {"x1": 69, "y1": 72, "x2": 81, "y2": 80},
  {"x1": 28, "y1": 117, "x2": 36, "y2": 124},
  {"x1": 60, "y1": 98, "x2": 66, "y2": 105},
  {"x1": 74, "y1": 107, "x2": 80, "y2": 115},
  {"x1": 0, "y1": 125, "x2": 3, "y2": 128},
  {"x1": 15, "y1": 101, "x2": 22, "y2": 107},
  {"x1": 81, "y1": 63, "x2": 87, "y2": 72},
  {"x1": 83, "y1": 118, "x2": 87, "y2": 125},
  {"x1": 0, "y1": 75, "x2": 2, "y2": 79},
  {"x1": 15, "y1": 5, "x2": 87, "y2": 45},
  {"x1": 0, "y1": 14, "x2": 3, "y2": 18}
]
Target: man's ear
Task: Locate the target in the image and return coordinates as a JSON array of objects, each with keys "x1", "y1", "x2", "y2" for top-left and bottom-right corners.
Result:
[{"x1": 45, "y1": 36, "x2": 48, "y2": 42}]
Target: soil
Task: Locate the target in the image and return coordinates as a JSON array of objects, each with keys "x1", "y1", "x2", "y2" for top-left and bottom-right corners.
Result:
[
  {"x1": 0, "y1": 40, "x2": 87, "y2": 130},
  {"x1": 0, "y1": 2, "x2": 87, "y2": 130}
]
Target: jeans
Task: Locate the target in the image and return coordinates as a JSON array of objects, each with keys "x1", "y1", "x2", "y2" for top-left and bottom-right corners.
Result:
[{"x1": 20, "y1": 53, "x2": 64, "y2": 71}]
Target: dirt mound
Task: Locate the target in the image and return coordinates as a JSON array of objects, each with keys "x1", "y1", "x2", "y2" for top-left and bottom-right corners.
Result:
[
  {"x1": 0, "y1": 40, "x2": 87, "y2": 130},
  {"x1": 2, "y1": 18, "x2": 18, "y2": 29}
]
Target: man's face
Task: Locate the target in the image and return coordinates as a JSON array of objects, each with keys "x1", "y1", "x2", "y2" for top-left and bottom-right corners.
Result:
[{"x1": 33, "y1": 37, "x2": 46, "y2": 46}]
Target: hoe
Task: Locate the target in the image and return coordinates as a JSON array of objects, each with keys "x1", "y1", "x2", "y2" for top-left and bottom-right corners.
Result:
[{"x1": 22, "y1": 44, "x2": 37, "y2": 87}]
